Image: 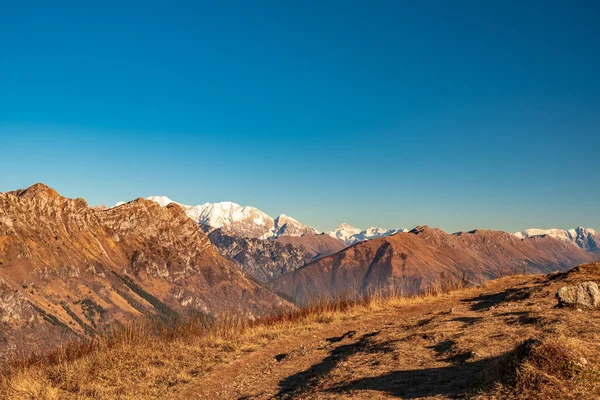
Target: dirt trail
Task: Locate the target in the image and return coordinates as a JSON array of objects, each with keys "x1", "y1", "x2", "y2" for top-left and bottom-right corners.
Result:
[{"x1": 171, "y1": 276, "x2": 533, "y2": 400}]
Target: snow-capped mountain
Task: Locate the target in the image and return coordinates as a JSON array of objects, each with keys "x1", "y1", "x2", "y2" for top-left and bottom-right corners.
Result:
[
  {"x1": 328, "y1": 224, "x2": 362, "y2": 244},
  {"x1": 116, "y1": 196, "x2": 406, "y2": 245},
  {"x1": 146, "y1": 195, "x2": 175, "y2": 208},
  {"x1": 514, "y1": 226, "x2": 599, "y2": 250},
  {"x1": 191, "y1": 201, "x2": 275, "y2": 239},
  {"x1": 274, "y1": 214, "x2": 319, "y2": 237},
  {"x1": 328, "y1": 224, "x2": 407, "y2": 245},
  {"x1": 140, "y1": 196, "x2": 318, "y2": 239}
]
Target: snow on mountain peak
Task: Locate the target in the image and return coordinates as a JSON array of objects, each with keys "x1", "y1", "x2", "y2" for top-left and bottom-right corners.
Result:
[
  {"x1": 142, "y1": 196, "x2": 319, "y2": 239},
  {"x1": 274, "y1": 214, "x2": 319, "y2": 237},
  {"x1": 328, "y1": 224, "x2": 406, "y2": 245},
  {"x1": 514, "y1": 227, "x2": 599, "y2": 250},
  {"x1": 124, "y1": 195, "x2": 408, "y2": 245},
  {"x1": 146, "y1": 196, "x2": 176, "y2": 207}
]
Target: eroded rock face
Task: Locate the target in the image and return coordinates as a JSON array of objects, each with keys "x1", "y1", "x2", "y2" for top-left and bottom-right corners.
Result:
[
  {"x1": 206, "y1": 230, "x2": 347, "y2": 283},
  {"x1": 0, "y1": 183, "x2": 290, "y2": 359},
  {"x1": 206, "y1": 229, "x2": 311, "y2": 282},
  {"x1": 556, "y1": 282, "x2": 600, "y2": 308}
]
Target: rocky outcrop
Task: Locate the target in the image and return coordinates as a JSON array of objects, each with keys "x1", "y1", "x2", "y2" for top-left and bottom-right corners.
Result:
[
  {"x1": 0, "y1": 184, "x2": 289, "y2": 359},
  {"x1": 206, "y1": 230, "x2": 347, "y2": 283},
  {"x1": 556, "y1": 282, "x2": 600, "y2": 308}
]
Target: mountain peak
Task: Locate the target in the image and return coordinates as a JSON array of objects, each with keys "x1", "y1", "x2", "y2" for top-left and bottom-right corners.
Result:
[
  {"x1": 13, "y1": 183, "x2": 61, "y2": 199},
  {"x1": 329, "y1": 224, "x2": 404, "y2": 245},
  {"x1": 410, "y1": 225, "x2": 431, "y2": 234},
  {"x1": 147, "y1": 196, "x2": 176, "y2": 207},
  {"x1": 273, "y1": 214, "x2": 318, "y2": 237},
  {"x1": 338, "y1": 223, "x2": 358, "y2": 230}
]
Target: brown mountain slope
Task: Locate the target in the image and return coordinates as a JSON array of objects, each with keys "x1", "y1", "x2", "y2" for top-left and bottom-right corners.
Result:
[
  {"x1": 0, "y1": 183, "x2": 288, "y2": 359},
  {"x1": 274, "y1": 233, "x2": 346, "y2": 260},
  {"x1": 270, "y1": 226, "x2": 599, "y2": 304}
]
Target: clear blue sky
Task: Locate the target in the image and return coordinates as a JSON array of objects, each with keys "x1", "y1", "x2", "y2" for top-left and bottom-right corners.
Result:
[{"x1": 1, "y1": 1, "x2": 599, "y2": 233}]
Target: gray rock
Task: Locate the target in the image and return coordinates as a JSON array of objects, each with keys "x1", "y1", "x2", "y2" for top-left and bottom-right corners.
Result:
[{"x1": 556, "y1": 281, "x2": 600, "y2": 308}]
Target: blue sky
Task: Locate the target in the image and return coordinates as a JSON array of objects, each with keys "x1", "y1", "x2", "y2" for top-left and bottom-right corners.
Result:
[{"x1": 1, "y1": 1, "x2": 599, "y2": 232}]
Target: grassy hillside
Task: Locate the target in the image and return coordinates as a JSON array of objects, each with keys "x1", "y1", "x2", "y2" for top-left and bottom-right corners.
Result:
[{"x1": 2, "y1": 262, "x2": 600, "y2": 399}]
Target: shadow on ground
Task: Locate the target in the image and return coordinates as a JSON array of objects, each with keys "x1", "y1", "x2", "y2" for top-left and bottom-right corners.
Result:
[
  {"x1": 462, "y1": 287, "x2": 531, "y2": 311},
  {"x1": 276, "y1": 329, "x2": 512, "y2": 399},
  {"x1": 323, "y1": 355, "x2": 505, "y2": 398},
  {"x1": 276, "y1": 330, "x2": 393, "y2": 398}
]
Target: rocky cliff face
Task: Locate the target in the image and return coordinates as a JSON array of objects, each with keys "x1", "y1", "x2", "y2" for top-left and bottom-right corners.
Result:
[
  {"x1": 271, "y1": 226, "x2": 600, "y2": 304},
  {"x1": 0, "y1": 184, "x2": 289, "y2": 359},
  {"x1": 206, "y1": 229, "x2": 312, "y2": 282},
  {"x1": 206, "y1": 230, "x2": 347, "y2": 283}
]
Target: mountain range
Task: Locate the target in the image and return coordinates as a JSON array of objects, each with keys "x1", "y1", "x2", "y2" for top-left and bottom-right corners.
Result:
[
  {"x1": 0, "y1": 183, "x2": 598, "y2": 360},
  {"x1": 119, "y1": 196, "x2": 403, "y2": 245},
  {"x1": 141, "y1": 196, "x2": 320, "y2": 239},
  {"x1": 270, "y1": 226, "x2": 598, "y2": 304},
  {"x1": 514, "y1": 226, "x2": 599, "y2": 251},
  {"x1": 137, "y1": 196, "x2": 600, "y2": 253},
  {"x1": 328, "y1": 223, "x2": 407, "y2": 245}
]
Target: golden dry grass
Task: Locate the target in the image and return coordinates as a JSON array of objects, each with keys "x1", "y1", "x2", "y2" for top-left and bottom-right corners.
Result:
[
  {"x1": 0, "y1": 289, "x2": 435, "y2": 399},
  {"x1": 2, "y1": 265, "x2": 600, "y2": 399}
]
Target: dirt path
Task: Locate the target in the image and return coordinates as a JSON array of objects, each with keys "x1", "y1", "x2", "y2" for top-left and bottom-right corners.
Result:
[
  {"x1": 170, "y1": 292, "x2": 473, "y2": 399},
  {"x1": 166, "y1": 271, "x2": 600, "y2": 399}
]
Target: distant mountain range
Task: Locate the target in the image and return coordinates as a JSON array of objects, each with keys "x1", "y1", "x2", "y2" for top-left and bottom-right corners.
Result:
[
  {"x1": 514, "y1": 227, "x2": 599, "y2": 251},
  {"x1": 114, "y1": 196, "x2": 600, "y2": 285},
  {"x1": 117, "y1": 196, "x2": 405, "y2": 245},
  {"x1": 133, "y1": 196, "x2": 600, "y2": 252},
  {"x1": 141, "y1": 196, "x2": 319, "y2": 239},
  {"x1": 328, "y1": 223, "x2": 407, "y2": 245},
  {"x1": 271, "y1": 226, "x2": 599, "y2": 304}
]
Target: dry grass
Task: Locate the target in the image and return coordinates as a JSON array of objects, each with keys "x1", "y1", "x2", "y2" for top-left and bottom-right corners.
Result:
[
  {"x1": 0, "y1": 273, "x2": 469, "y2": 400},
  {"x1": 481, "y1": 337, "x2": 600, "y2": 399},
  {"x1": 6, "y1": 267, "x2": 599, "y2": 399}
]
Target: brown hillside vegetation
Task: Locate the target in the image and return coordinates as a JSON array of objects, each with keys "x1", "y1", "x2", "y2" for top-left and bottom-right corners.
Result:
[
  {"x1": 271, "y1": 226, "x2": 598, "y2": 304},
  {"x1": 3, "y1": 261, "x2": 600, "y2": 399},
  {"x1": 0, "y1": 184, "x2": 288, "y2": 359}
]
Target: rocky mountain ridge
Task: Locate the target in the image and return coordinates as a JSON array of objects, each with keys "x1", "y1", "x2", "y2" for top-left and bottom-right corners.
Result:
[{"x1": 0, "y1": 184, "x2": 288, "y2": 359}]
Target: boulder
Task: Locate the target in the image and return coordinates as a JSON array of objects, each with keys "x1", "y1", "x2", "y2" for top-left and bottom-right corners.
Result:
[{"x1": 556, "y1": 281, "x2": 600, "y2": 308}]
